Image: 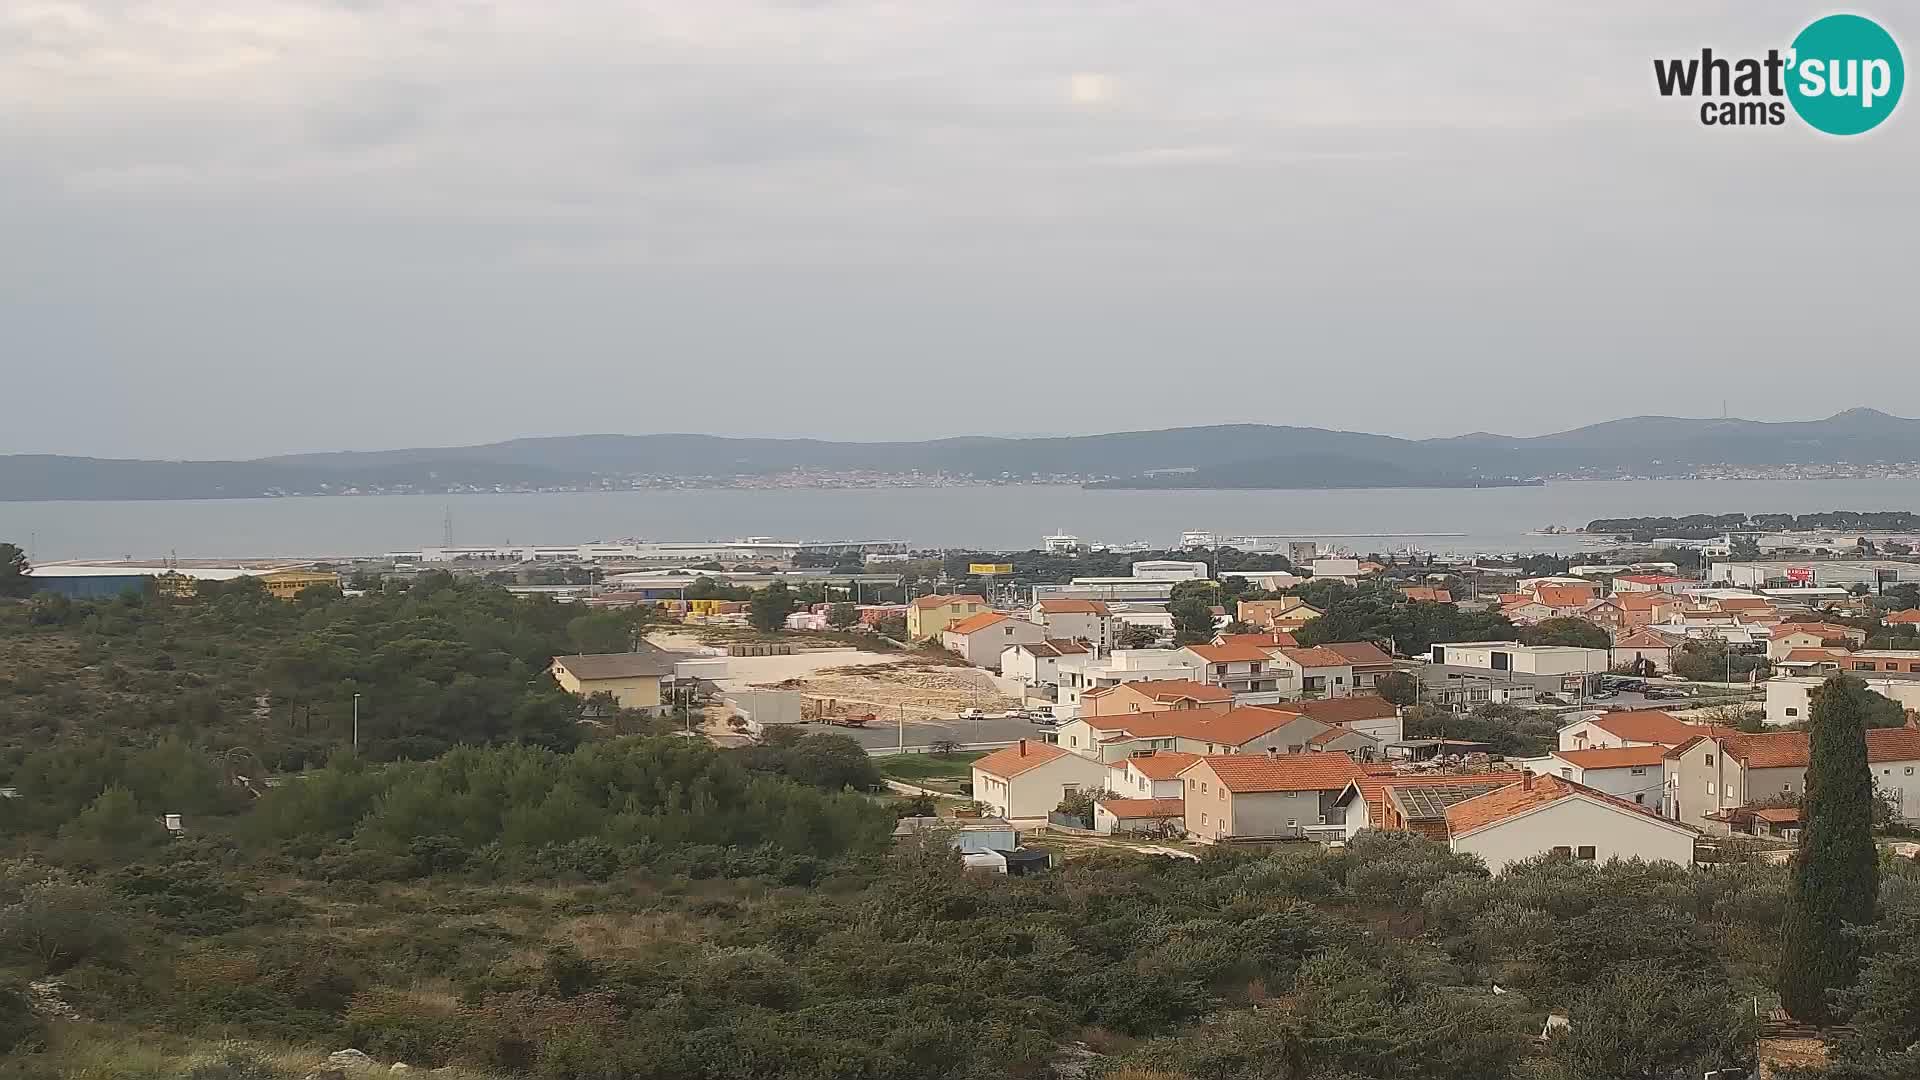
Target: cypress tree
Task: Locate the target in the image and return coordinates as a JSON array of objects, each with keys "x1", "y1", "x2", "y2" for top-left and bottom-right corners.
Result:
[{"x1": 1778, "y1": 675, "x2": 1881, "y2": 1023}]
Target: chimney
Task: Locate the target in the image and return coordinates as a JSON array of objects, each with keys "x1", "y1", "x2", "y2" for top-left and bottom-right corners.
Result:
[
  {"x1": 1018, "y1": 739, "x2": 1027, "y2": 756},
  {"x1": 1522, "y1": 770, "x2": 1535, "y2": 790},
  {"x1": 1265, "y1": 746, "x2": 1278, "y2": 759}
]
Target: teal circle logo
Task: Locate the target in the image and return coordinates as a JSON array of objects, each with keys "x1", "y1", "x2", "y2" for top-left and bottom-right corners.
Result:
[{"x1": 1787, "y1": 14, "x2": 1904, "y2": 135}]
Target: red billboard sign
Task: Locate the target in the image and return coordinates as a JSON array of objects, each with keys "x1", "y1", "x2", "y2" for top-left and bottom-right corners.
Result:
[{"x1": 1786, "y1": 566, "x2": 1814, "y2": 583}]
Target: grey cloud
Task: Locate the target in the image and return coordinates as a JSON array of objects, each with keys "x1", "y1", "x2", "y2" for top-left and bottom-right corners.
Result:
[{"x1": 0, "y1": 1, "x2": 1915, "y2": 456}]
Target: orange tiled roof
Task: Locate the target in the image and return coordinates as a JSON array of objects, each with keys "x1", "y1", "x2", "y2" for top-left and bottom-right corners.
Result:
[
  {"x1": 1615, "y1": 593, "x2": 1669, "y2": 611},
  {"x1": 1588, "y1": 710, "x2": 1731, "y2": 747},
  {"x1": 1277, "y1": 646, "x2": 1353, "y2": 668},
  {"x1": 1401, "y1": 587, "x2": 1454, "y2": 604},
  {"x1": 1096, "y1": 797, "x2": 1186, "y2": 820},
  {"x1": 1260, "y1": 695, "x2": 1398, "y2": 725},
  {"x1": 1614, "y1": 629, "x2": 1679, "y2": 650},
  {"x1": 1015, "y1": 639, "x2": 1091, "y2": 658},
  {"x1": 1037, "y1": 599, "x2": 1112, "y2": 615},
  {"x1": 1780, "y1": 648, "x2": 1849, "y2": 664},
  {"x1": 1444, "y1": 773, "x2": 1693, "y2": 837},
  {"x1": 1184, "y1": 643, "x2": 1276, "y2": 663},
  {"x1": 1534, "y1": 585, "x2": 1598, "y2": 608},
  {"x1": 1551, "y1": 745, "x2": 1670, "y2": 769},
  {"x1": 1095, "y1": 706, "x2": 1300, "y2": 747},
  {"x1": 945, "y1": 611, "x2": 1010, "y2": 635},
  {"x1": 1319, "y1": 641, "x2": 1394, "y2": 666},
  {"x1": 1886, "y1": 609, "x2": 1920, "y2": 625},
  {"x1": 1193, "y1": 752, "x2": 1363, "y2": 793},
  {"x1": 1130, "y1": 679, "x2": 1234, "y2": 703},
  {"x1": 1122, "y1": 750, "x2": 1202, "y2": 779},
  {"x1": 972, "y1": 739, "x2": 1073, "y2": 779},
  {"x1": 1772, "y1": 622, "x2": 1856, "y2": 639}
]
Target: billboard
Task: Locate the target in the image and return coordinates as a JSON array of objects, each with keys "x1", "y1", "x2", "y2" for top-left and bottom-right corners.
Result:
[
  {"x1": 1785, "y1": 566, "x2": 1814, "y2": 583},
  {"x1": 969, "y1": 563, "x2": 1013, "y2": 575}
]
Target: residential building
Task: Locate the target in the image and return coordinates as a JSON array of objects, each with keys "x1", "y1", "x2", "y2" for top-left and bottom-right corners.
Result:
[
  {"x1": 1712, "y1": 559, "x2": 1920, "y2": 590},
  {"x1": 1557, "y1": 709, "x2": 1735, "y2": 752},
  {"x1": 1445, "y1": 773, "x2": 1700, "y2": 873},
  {"x1": 1055, "y1": 649, "x2": 1203, "y2": 712},
  {"x1": 550, "y1": 650, "x2": 677, "y2": 714},
  {"x1": 1766, "y1": 622, "x2": 1867, "y2": 661},
  {"x1": 1237, "y1": 597, "x2": 1322, "y2": 632},
  {"x1": 1611, "y1": 629, "x2": 1682, "y2": 675},
  {"x1": 1031, "y1": 599, "x2": 1117, "y2": 651},
  {"x1": 1262, "y1": 694, "x2": 1404, "y2": 743},
  {"x1": 1093, "y1": 797, "x2": 1186, "y2": 835},
  {"x1": 1765, "y1": 673, "x2": 1920, "y2": 726},
  {"x1": 1401, "y1": 586, "x2": 1453, "y2": 604},
  {"x1": 1887, "y1": 609, "x2": 1920, "y2": 626},
  {"x1": 1032, "y1": 579, "x2": 1177, "y2": 604},
  {"x1": 1104, "y1": 749, "x2": 1202, "y2": 798},
  {"x1": 1538, "y1": 746, "x2": 1668, "y2": 807},
  {"x1": 1664, "y1": 726, "x2": 1920, "y2": 828},
  {"x1": 941, "y1": 612, "x2": 1046, "y2": 666},
  {"x1": 1180, "y1": 752, "x2": 1364, "y2": 842},
  {"x1": 906, "y1": 594, "x2": 987, "y2": 640},
  {"x1": 1334, "y1": 771, "x2": 1527, "y2": 838},
  {"x1": 1428, "y1": 641, "x2": 1611, "y2": 676},
  {"x1": 1181, "y1": 642, "x2": 1285, "y2": 696},
  {"x1": 1000, "y1": 639, "x2": 1089, "y2": 686},
  {"x1": 1080, "y1": 679, "x2": 1235, "y2": 720},
  {"x1": 1060, "y1": 706, "x2": 1336, "y2": 762},
  {"x1": 970, "y1": 739, "x2": 1114, "y2": 820},
  {"x1": 1316, "y1": 641, "x2": 1395, "y2": 690}
]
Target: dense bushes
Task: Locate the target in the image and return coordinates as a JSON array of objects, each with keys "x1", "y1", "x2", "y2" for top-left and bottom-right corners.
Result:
[{"x1": 248, "y1": 737, "x2": 893, "y2": 878}]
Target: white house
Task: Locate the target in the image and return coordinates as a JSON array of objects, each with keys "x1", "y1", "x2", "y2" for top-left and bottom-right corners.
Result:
[
  {"x1": 1309, "y1": 558, "x2": 1362, "y2": 583},
  {"x1": 1130, "y1": 560, "x2": 1209, "y2": 582},
  {"x1": 970, "y1": 739, "x2": 1114, "y2": 820},
  {"x1": 1000, "y1": 639, "x2": 1090, "y2": 686},
  {"x1": 1428, "y1": 641, "x2": 1612, "y2": 676},
  {"x1": 1092, "y1": 797, "x2": 1186, "y2": 835},
  {"x1": 942, "y1": 612, "x2": 1046, "y2": 666},
  {"x1": 1556, "y1": 709, "x2": 1727, "y2": 752},
  {"x1": 1057, "y1": 649, "x2": 1203, "y2": 712},
  {"x1": 1031, "y1": 599, "x2": 1117, "y2": 651},
  {"x1": 1538, "y1": 746, "x2": 1668, "y2": 808},
  {"x1": 1765, "y1": 675, "x2": 1920, "y2": 727},
  {"x1": 1103, "y1": 749, "x2": 1201, "y2": 798},
  {"x1": 1265, "y1": 647, "x2": 1356, "y2": 700},
  {"x1": 1444, "y1": 773, "x2": 1699, "y2": 874}
]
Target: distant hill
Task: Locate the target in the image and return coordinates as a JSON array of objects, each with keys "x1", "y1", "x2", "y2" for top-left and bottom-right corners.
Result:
[{"x1": 5, "y1": 409, "x2": 1920, "y2": 500}]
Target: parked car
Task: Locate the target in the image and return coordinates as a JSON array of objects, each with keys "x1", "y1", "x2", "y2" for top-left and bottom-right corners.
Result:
[{"x1": 958, "y1": 708, "x2": 985, "y2": 720}]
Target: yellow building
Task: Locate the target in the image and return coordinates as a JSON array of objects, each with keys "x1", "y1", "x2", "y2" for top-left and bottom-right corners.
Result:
[
  {"x1": 260, "y1": 569, "x2": 341, "y2": 600},
  {"x1": 906, "y1": 593, "x2": 988, "y2": 640},
  {"x1": 550, "y1": 650, "x2": 677, "y2": 715}
]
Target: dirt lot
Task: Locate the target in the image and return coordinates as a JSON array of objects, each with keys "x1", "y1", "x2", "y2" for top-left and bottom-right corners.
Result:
[
  {"x1": 648, "y1": 631, "x2": 1019, "y2": 723},
  {"x1": 768, "y1": 659, "x2": 1021, "y2": 722}
]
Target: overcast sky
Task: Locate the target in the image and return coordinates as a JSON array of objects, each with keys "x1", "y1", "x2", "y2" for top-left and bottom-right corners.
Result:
[{"x1": 3, "y1": 1, "x2": 1914, "y2": 458}]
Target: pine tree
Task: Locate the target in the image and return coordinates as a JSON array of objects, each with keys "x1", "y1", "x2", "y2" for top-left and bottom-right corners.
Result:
[{"x1": 1778, "y1": 674, "x2": 1881, "y2": 1023}]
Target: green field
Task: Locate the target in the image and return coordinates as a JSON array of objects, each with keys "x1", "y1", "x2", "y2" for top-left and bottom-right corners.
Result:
[{"x1": 877, "y1": 751, "x2": 984, "y2": 784}]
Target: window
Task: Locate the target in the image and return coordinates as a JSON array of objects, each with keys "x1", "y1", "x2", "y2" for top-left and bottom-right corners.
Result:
[
  {"x1": 1634, "y1": 794, "x2": 1645, "y2": 805},
  {"x1": 1559, "y1": 767, "x2": 1572, "y2": 779},
  {"x1": 1784, "y1": 783, "x2": 1793, "y2": 791},
  {"x1": 1218, "y1": 789, "x2": 1225, "y2": 802},
  {"x1": 1200, "y1": 812, "x2": 1207, "y2": 826},
  {"x1": 1706, "y1": 781, "x2": 1715, "y2": 796},
  {"x1": 1907, "y1": 767, "x2": 1916, "y2": 776},
  {"x1": 1551, "y1": 845, "x2": 1572, "y2": 856},
  {"x1": 1630, "y1": 767, "x2": 1646, "y2": 776},
  {"x1": 1786, "y1": 708, "x2": 1799, "y2": 717},
  {"x1": 1069, "y1": 736, "x2": 1078, "y2": 747},
  {"x1": 1854, "y1": 661, "x2": 1876, "y2": 671},
  {"x1": 1577, "y1": 846, "x2": 1597, "y2": 860},
  {"x1": 1286, "y1": 819, "x2": 1296, "y2": 829},
  {"x1": 1201, "y1": 782, "x2": 1208, "y2": 794},
  {"x1": 1705, "y1": 754, "x2": 1714, "y2": 766}
]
